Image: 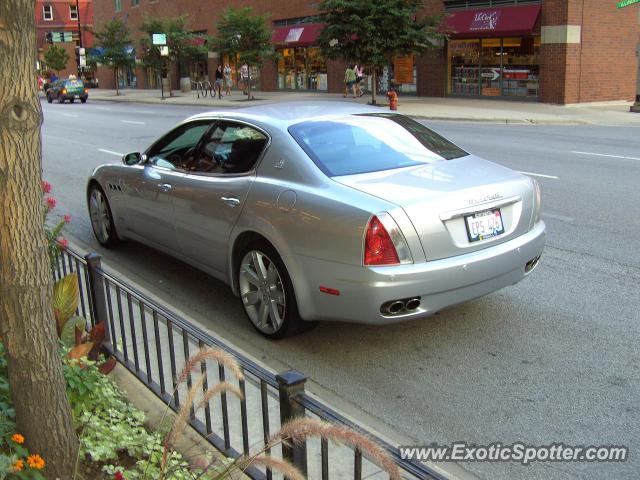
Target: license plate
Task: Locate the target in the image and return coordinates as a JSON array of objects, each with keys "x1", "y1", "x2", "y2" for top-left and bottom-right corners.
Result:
[
  {"x1": 74, "y1": 95, "x2": 80, "y2": 99},
  {"x1": 465, "y1": 209, "x2": 505, "y2": 242}
]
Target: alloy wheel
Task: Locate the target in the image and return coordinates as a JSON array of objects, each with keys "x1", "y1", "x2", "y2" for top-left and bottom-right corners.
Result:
[
  {"x1": 238, "y1": 250, "x2": 286, "y2": 334},
  {"x1": 89, "y1": 188, "x2": 111, "y2": 244}
]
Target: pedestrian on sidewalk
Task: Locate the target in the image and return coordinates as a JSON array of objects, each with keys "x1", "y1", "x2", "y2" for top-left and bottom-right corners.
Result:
[
  {"x1": 240, "y1": 63, "x2": 249, "y2": 95},
  {"x1": 214, "y1": 64, "x2": 224, "y2": 99},
  {"x1": 344, "y1": 64, "x2": 357, "y2": 98},
  {"x1": 223, "y1": 63, "x2": 232, "y2": 95},
  {"x1": 354, "y1": 64, "x2": 365, "y2": 97}
]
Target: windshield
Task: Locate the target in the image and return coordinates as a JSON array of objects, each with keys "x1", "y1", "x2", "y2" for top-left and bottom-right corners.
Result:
[
  {"x1": 65, "y1": 80, "x2": 83, "y2": 88},
  {"x1": 288, "y1": 113, "x2": 468, "y2": 177}
]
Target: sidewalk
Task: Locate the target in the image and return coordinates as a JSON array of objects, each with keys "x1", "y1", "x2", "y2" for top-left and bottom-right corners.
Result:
[{"x1": 85, "y1": 88, "x2": 640, "y2": 125}]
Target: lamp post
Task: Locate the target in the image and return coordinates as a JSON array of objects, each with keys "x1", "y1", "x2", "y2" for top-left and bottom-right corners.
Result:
[{"x1": 75, "y1": 0, "x2": 83, "y2": 75}]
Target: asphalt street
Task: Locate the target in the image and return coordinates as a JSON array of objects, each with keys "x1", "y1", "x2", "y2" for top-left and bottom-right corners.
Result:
[{"x1": 41, "y1": 99, "x2": 640, "y2": 480}]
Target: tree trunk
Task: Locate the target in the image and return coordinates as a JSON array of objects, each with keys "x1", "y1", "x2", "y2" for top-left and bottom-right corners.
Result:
[
  {"x1": 0, "y1": 2, "x2": 79, "y2": 478},
  {"x1": 114, "y1": 67, "x2": 119, "y2": 95},
  {"x1": 371, "y1": 67, "x2": 378, "y2": 105}
]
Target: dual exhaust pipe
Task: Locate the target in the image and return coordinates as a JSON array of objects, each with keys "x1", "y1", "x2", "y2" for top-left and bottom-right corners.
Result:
[{"x1": 382, "y1": 297, "x2": 421, "y2": 315}]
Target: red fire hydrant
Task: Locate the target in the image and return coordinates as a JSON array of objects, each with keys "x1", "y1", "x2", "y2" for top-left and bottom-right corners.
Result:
[{"x1": 387, "y1": 90, "x2": 398, "y2": 110}]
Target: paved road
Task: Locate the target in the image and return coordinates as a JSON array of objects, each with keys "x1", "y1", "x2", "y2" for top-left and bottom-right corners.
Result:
[{"x1": 41, "y1": 100, "x2": 639, "y2": 480}]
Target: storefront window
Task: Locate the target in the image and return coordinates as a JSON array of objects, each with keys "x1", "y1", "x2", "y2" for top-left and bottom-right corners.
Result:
[
  {"x1": 502, "y1": 36, "x2": 540, "y2": 97},
  {"x1": 448, "y1": 36, "x2": 539, "y2": 98},
  {"x1": 277, "y1": 47, "x2": 327, "y2": 91},
  {"x1": 449, "y1": 39, "x2": 480, "y2": 95}
]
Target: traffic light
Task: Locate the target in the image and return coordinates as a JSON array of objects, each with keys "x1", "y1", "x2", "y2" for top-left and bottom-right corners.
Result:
[{"x1": 46, "y1": 32, "x2": 53, "y2": 44}]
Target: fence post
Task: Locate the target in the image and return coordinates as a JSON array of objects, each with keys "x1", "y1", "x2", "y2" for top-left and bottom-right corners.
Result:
[
  {"x1": 276, "y1": 370, "x2": 308, "y2": 475},
  {"x1": 84, "y1": 252, "x2": 109, "y2": 340}
]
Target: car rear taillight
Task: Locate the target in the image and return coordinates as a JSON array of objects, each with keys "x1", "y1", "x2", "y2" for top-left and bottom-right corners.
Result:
[
  {"x1": 84, "y1": 88, "x2": 88, "y2": 93},
  {"x1": 363, "y1": 213, "x2": 413, "y2": 266},
  {"x1": 61, "y1": 88, "x2": 67, "y2": 94},
  {"x1": 364, "y1": 215, "x2": 399, "y2": 265}
]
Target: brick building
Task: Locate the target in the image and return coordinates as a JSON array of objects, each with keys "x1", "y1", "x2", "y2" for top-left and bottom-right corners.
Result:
[{"x1": 93, "y1": 0, "x2": 640, "y2": 104}]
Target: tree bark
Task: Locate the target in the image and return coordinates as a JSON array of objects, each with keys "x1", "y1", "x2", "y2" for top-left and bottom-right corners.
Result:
[
  {"x1": 114, "y1": 67, "x2": 119, "y2": 95},
  {"x1": 0, "y1": 1, "x2": 79, "y2": 478}
]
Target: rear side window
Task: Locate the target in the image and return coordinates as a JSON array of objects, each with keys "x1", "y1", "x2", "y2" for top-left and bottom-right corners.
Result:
[{"x1": 288, "y1": 114, "x2": 467, "y2": 177}]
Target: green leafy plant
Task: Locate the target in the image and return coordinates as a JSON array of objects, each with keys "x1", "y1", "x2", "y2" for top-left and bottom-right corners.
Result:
[
  {"x1": 92, "y1": 19, "x2": 135, "y2": 96},
  {"x1": 43, "y1": 45, "x2": 69, "y2": 74}
]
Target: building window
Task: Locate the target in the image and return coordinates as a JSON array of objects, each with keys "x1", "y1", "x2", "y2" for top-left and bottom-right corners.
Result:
[
  {"x1": 69, "y1": 4, "x2": 78, "y2": 20},
  {"x1": 43, "y1": 4, "x2": 53, "y2": 21},
  {"x1": 131, "y1": 0, "x2": 139, "y2": 6},
  {"x1": 444, "y1": 0, "x2": 540, "y2": 10},
  {"x1": 273, "y1": 16, "x2": 320, "y2": 27},
  {"x1": 115, "y1": 0, "x2": 121, "y2": 12}
]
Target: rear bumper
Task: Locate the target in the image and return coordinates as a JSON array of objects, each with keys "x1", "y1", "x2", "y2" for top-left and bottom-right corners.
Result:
[
  {"x1": 293, "y1": 221, "x2": 546, "y2": 324},
  {"x1": 60, "y1": 94, "x2": 88, "y2": 101}
]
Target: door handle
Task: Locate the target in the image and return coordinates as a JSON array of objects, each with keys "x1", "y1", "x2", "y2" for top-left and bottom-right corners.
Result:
[
  {"x1": 221, "y1": 196, "x2": 240, "y2": 207},
  {"x1": 158, "y1": 183, "x2": 172, "y2": 192}
]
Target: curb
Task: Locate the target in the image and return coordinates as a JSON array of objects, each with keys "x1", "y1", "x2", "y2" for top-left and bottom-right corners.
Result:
[{"x1": 82, "y1": 95, "x2": 592, "y2": 125}]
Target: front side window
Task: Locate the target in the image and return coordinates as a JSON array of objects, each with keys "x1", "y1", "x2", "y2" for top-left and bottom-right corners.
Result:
[
  {"x1": 69, "y1": 4, "x2": 78, "y2": 20},
  {"x1": 288, "y1": 114, "x2": 468, "y2": 177},
  {"x1": 43, "y1": 5, "x2": 53, "y2": 21},
  {"x1": 146, "y1": 121, "x2": 211, "y2": 170},
  {"x1": 187, "y1": 122, "x2": 268, "y2": 175}
]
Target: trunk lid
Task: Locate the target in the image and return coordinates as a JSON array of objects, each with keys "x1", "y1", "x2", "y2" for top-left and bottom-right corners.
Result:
[{"x1": 333, "y1": 155, "x2": 534, "y2": 260}]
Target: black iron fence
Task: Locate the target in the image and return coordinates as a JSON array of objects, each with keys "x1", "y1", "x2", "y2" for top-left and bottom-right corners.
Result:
[{"x1": 51, "y1": 247, "x2": 446, "y2": 480}]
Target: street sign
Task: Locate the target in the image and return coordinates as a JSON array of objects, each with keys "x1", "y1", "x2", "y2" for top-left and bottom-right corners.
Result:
[
  {"x1": 152, "y1": 33, "x2": 167, "y2": 45},
  {"x1": 160, "y1": 46, "x2": 169, "y2": 57},
  {"x1": 617, "y1": 0, "x2": 639, "y2": 7}
]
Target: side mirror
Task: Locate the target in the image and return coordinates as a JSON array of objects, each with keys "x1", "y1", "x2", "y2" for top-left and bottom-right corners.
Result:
[{"x1": 123, "y1": 152, "x2": 143, "y2": 166}]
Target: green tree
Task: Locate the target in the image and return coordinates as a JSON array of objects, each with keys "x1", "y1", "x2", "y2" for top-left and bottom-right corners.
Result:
[
  {"x1": 0, "y1": 1, "x2": 79, "y2": 478},
  {"x1": 215, "y1": 7, "x2": 274, "y2": 100},
  {"x1": 43, "y1": 44, "x2": 69, "y2": 74},
  {"x1": 317, "y1": 0, "x2": 445, "y2": 104},
  {"x1": 93, "y1": 18, "x2": 134, "y2": 96},
  {"x1": 139, "y1": 15, "x2": 209, "y2": 96}
]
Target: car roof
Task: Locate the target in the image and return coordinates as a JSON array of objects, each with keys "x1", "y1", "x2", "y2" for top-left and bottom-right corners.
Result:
[{"x1": 185, "y1": 101, "x2": 392, "y2": 130}]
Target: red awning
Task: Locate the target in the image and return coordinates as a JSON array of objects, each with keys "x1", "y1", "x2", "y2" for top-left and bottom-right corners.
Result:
[
  {"x1": 187, "y1": 37, "x2": 206, "y2": 46},
  {"x1": 272, "y1": 23, "x2": 324, "y2": 47},
  {"x1": 445, "y1": 5, "x2": 541, "y2": 39}
]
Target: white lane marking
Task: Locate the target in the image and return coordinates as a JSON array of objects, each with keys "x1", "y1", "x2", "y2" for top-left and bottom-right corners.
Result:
[
  {"x1": 131, "y1": 110, "x2": 154, "y2": 114},
  {"x1": 63, "y1": 113, "x2": 79, "y2": 118},
  {"x1": 518, "y1": 171, "x2": 559, "y2": 179},
  {"x1": 571, "y1": 151, "x2": 640, "y2": 161},
  {"x1": 544, "y1": 212, "x2": 574, "y2": 222},
  {"x1": 121, "y1": 120, "x2": 145, "y2": 125},
  {"x1": 98, "y1": 148, "x2": 124, "y2": 157},
  {"x1": 95, "y1": 106, "x2": 112, "y2": 111}
]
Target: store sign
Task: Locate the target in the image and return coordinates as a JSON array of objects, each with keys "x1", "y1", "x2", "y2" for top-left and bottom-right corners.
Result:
[
  {"x1": 285, "y1": 28, "x2": 304, "y2": 43},
  {"x1": 394, "y1": 55, "x2": 414, "y2": 84},
  {"x1": 616, "y1": 0, "x2": 639, "y2": 7},
  {"x1": 470, "y1": 10, "x2": 502, "y2": 31},
  {"x1": 152, "y1": 33, "x2": 166, "y2": 45}
]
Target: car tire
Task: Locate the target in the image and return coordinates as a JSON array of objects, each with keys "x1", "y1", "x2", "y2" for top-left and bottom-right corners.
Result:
[
  {"x1": 47, "y1": 94, "x2": 52, "y2": 103},
  {"x1": 87, "y1": 183, "x2": 120, "y2": 247},
  {"x1": 69, "y1": 98, "x2": 75, "y2": 103},
  {"x1": 237, "y1": 240, "x2": 315, "y2": 339},
  {"x1": 81, "y1": 98, "x2": 87, "y2": 104}
]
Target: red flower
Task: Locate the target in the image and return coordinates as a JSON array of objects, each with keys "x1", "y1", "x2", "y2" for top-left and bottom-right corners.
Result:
[
  {"x1": 42, "y1": 180, "x2": 52, "y2": 193},
  {"x1": 57, "y1": 238, "x2": 69, "y2": 249},
  {"x1": 114, "y1": 471, "x2": 124, "y2": 480},
  {"x1": 46, "y1": 196, "x2": 56, "y2": 210},
  {"x1": 64, "y1": 214, "x2": 72, "y2": 223}
]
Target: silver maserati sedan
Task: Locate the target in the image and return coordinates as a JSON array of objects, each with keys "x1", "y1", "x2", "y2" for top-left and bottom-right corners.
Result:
[{"x1": 87, "y1": 102, "x2": 545, "y2": 338}]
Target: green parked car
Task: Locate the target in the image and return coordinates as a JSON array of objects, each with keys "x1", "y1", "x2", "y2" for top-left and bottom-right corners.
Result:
[{"x1": 46, "y1": 77, "x2": 89, "y2": 104}]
